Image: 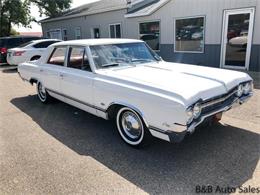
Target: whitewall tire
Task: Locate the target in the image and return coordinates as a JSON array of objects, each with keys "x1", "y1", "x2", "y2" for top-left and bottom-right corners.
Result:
[
  {"x1": 36, "y1": 82, "x2": 50, "y2": 103},
  {"x1": 116, "y1": 107, "x2": 149, "y2": 147}
]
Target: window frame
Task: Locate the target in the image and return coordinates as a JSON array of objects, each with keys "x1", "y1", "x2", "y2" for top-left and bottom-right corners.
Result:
[
  {"x1": 109, "y1": 23, "x2": 122, "y2": 38},
  {"x1": 66, "y1": 46, "x2": 92, "y2": 72},
  {"x1": 46, "y1": 29, "x2": 62, "y2": 39},
  {"x1": 174, "y1": 15, "x2": 206, "y2": 54},
  {"x1": 47, "y1": 46, "x2": 68, "y2": 66},
  {"x1": 138, "y1": 20, "x2": 161, "y2": 51},
  {"x1": 75, "y1": 27, "x2": 81, "y2": 40}
]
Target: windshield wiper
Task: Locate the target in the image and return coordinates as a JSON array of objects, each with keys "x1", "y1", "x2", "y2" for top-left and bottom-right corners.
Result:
[
  {"x1": 101, "y1": 63, "x2": 120, "y2": 68},
  {"x1": 131, "y1": 59, "x2": 153, "y2": 63}
]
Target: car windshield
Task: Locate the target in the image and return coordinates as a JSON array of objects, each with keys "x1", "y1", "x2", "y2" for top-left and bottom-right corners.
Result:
[{"x1": 89, "y1": 42, "x2": 161, "y2": 69}]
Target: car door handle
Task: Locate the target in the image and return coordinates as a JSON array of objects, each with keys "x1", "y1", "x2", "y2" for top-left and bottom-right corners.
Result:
[
  {"x1": 40, "y1": 69, "x2": 44, "y2": 72},
  {"x1": 59, "y1": 73, "x2": 65, "y2": 78}
]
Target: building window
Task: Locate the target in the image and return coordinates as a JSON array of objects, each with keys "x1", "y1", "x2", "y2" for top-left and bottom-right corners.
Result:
[
  {"x1": 47, "y1": 29, "x2": 62, "y2": 39},
  {"x1": 75, "y1": 27, "x2": 81, "y2": 39},
  {"x1": 46, "y1": 32, "x2": 50, "y2": 38},
  {"x1": 109, "y1": 24, "x2": 121, "y2": 38},
  {"x1": 175, "y1": 16, "x2": 205, "y2": 53},
  {"x1": 139, "y1": 21, "x2": 160, "y2": 51},
  {"x1": 62, "y1": 29, "x2": 68, "y2": 41}
]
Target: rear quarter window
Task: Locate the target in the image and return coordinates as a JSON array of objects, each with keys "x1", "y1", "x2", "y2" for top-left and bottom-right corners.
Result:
[{"x1": 33, "y1": 41, "x2": 60, "y2": 48}]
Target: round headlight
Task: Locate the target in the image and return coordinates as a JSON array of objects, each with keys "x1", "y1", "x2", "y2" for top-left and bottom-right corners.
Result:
[
  {"x1": 193, "y1": 103, "x2": 201, "y2": 119},
  {"x1": 236, "y1": 84, "x2": 243, "y2": 97},
  {"x1": 186, "y1": 107, "x2": 194, "y2": 124},
  {"x1": 243, "y1": 82, "x2": 252, "y2": 95}
]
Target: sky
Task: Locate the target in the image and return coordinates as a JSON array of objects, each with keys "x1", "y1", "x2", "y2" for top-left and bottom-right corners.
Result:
[{"x1": 14, "y1": 0, "x2": 99, "y2": 33}]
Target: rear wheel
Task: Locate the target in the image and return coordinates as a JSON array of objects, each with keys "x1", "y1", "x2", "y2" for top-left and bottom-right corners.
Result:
[
  {"x1": 116, "y1": 107, "x2": 150, "y2": 147},
  {"x1": 30, "y1": 56, "x2": 41, "y2": 61},
  {"x1": 36, "y1": 82, "x2": 51, "y2": 103}
]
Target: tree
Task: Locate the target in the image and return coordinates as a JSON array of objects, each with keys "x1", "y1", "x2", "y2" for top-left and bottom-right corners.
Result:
[
  {"x1": 0, "y1": 0, "x2": 33, "y2": 37},
  {"x1": 0, "y1": 0, "x2": 71, "y2": 37},
  {"x1": 30, "y1": 0, "x2": 72, "y2": 18}
]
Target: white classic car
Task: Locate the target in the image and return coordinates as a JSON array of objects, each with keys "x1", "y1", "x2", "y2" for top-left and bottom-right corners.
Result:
[{"x1": 18, "y1": 39, "x2": 253, "y2": 147}]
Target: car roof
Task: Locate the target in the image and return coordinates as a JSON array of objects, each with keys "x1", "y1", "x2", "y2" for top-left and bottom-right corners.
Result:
[
  {"x1": 51, "y1": 39, "x2": 143, "y2": 47},
  {"x1": 30, "y1": 39, "x2": 62, "y2": 44}
]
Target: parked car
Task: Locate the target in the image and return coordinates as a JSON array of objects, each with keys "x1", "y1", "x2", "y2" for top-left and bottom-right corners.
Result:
[
  {"x1": 191, "y1": 31, "x2": 203, "y2": 40},
  {"x1": 7, "y1": 39, "x2": 62, "y2": 65},
  {"x1": 0, "y1": 36, "x2": 42, "y2": 63},
  {"x1": 229, "y1": 31, "x2": 248, "y2": 48},
  {"x1": 140, "y1": 34, "x2": 159, "y2": 50},
  {"x1": 18, "y1": 39, "x2": 253, "y2": 147}
]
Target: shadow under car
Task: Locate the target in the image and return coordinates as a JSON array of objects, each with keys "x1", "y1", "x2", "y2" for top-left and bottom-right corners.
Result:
[{"x1": 11, "y1": 95, "x2": 260, "y2": 194}]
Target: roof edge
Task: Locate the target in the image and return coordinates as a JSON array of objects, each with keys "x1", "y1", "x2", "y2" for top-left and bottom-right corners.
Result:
[
  {"x1": 125, "y1": 0, "x2": 170, "y2": 18},
  {"x1": 40, "y1": 1, "x2": 127, "y2": 23}
]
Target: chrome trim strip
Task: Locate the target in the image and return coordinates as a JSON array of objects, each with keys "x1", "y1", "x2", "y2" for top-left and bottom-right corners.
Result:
[
  {"x1": 149, "y1": 126, "x2": 166, "y2": 133},
  {"x1": 173, "y1": 123, "x2": 187, "y2": 132},
  {"x1": 46, "y1": 88, "x2": 107, "y2": 112},
  {"x1": 201, "y1": 89, "x2": 237, "y2": 108},
  {"x1": 149, "y1": 129, "x2": 170, "y2": 142},
  {"x1": 149, "y1": 123, "x2": 187, "y2": 134}
]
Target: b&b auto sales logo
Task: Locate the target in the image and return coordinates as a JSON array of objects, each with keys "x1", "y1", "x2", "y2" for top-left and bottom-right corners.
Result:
[{"x1": 195, "y1": 185, "x2": 260, "y2": 194}]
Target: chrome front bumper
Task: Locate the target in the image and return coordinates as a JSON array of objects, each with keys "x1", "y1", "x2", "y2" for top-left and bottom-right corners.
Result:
[
  {"x1": 187, "y1": 92, "x2": 252, "y2": 133},
  {"x1": 149, "y1": 93, "x2": 252, "y2": 143}
]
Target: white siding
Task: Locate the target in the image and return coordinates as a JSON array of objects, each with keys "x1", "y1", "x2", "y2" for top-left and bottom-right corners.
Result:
[{"x1": 41, "y1": 0, "x2": 259, "y2": 44}]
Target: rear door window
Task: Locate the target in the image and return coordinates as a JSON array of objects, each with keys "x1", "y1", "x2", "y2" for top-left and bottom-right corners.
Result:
[
  {"x1": 47, "y1": 47, "x2": 67, "y2": 66},
  {"x1": 67, "y1": 47, "x2": 91, "y2": 71}
]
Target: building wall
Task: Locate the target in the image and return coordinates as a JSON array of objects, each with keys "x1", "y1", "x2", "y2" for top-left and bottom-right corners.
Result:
[
  {"x1": 41, "y1": 0, "x2": 259, "y2": 71},
  {"x1": 41, "y1": 9, "x2": 127, "y2": 39},
  {"x1": 125, "y1": 0, "x2": 259, "y2": 71}
]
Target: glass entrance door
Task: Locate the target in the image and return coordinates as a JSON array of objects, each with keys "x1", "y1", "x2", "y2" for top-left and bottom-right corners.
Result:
[{"x1": 221, "y1": 8, "x2": 255, "y2": 70}]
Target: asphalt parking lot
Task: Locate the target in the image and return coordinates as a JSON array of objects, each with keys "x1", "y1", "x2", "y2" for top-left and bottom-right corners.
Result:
[{"x1": 0, "y1": 66, "x2": 259, "y2": 194}]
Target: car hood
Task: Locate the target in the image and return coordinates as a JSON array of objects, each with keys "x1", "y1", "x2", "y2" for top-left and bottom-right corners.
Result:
[{"x1": 98, "y1": 61, "x2": 252, "y2": 105}]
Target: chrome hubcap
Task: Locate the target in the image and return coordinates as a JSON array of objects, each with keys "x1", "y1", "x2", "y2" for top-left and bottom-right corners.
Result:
[
  {"x1": 38, "y1": 83, "x2": 46, "y2": 99},
  {"x1": 121, "y1": 111, "x2": 142, "y2": 139}
]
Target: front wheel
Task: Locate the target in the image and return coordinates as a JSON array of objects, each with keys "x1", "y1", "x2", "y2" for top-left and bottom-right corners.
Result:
[
  {"x1": 116, "y1": 107, "x2": 150, "y2": 147},
  {"x1": 36, "y1": 82, "x2": 51, "y2": 103}
]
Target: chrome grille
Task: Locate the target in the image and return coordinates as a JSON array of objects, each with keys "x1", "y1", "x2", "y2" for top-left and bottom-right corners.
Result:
[{"x1": 201, "y1": 88, "x2": 237, "y2": 115}]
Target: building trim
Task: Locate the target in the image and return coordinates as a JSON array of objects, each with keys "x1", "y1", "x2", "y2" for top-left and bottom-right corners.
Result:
[
  {"x1": 124, "y1": 0, "x2": 170, "y2": 18},
  {"x1": 40, "y1": 7, "x2": 127, "y2": 24}
]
